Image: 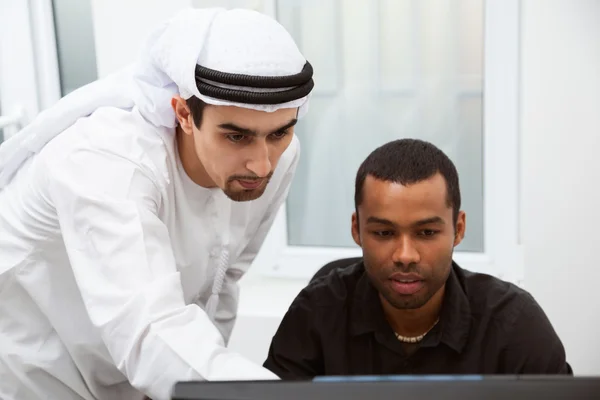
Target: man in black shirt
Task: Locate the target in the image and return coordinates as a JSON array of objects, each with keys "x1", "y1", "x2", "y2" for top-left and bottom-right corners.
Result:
[{"x1": 264, "y1": 139, "x2": 570, "y2": 379}]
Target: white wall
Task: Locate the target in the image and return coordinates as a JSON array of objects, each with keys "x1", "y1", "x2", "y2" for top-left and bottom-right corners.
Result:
[
  {"x1": 89, "y1": 0, "x2": 270, "y2": 77},
  {"x1": 520, "y1": 0, "x2": 600, "y2": 375},
  {"x1": 90, "y1": 0, "x2": 193, "y2": 77},
  {"x1": 87, "y1": 0, "x2": 600, "y2": 373}
]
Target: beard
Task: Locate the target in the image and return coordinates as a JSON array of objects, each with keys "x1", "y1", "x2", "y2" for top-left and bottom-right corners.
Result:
[
  {"x1": 223, "y1": 172, "x2": 273, "y2": 202},
  {"x1": 365, "y1": 253, "x2": 453, "y2": 310},
  {"x1": 378, "y1": 269, "x2": 449, "y2": 310}
]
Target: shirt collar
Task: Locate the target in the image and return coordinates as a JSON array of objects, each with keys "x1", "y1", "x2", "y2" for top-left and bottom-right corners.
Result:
[{"x1": 350, "y1": 261, "x2": 471, "y2": 354}]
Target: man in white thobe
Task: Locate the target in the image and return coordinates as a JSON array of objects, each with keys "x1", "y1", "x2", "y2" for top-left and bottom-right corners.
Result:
[{"x1": 0, "y1": 7, "x2": 314, "y2": 400}]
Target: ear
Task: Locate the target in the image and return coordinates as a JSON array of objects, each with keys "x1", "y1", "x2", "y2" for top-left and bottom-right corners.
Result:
[
  {"x1": 171, "y1": 95, "x2": 194, "y2": 135},
  {"x1": 453, "y1": 210, "x2": 466, "y2": 247},
  {"x1": 351, "y1": 212, "x2": 361, "y2": 247}
]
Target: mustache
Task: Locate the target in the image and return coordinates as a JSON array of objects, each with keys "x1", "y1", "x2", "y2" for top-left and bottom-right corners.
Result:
[
  {"x1": 227, "y1": 171, "x2": 273, "y2": 183},
  {"x1": 391, "y1": 263, "x2": 422, "y2": 274}
]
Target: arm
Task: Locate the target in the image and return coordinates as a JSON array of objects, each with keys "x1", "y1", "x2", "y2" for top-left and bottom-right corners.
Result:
[
  {"x1": 213, "y1": 136, "x2": 301, "y2": 344},
  {"x1": 263, "y1": 289, "x2": 324, "y2": 379},
  {"x1": 47, "y1": 148, "x2": 277, "y2": 400},
  {"x1": 499, "y1": 293, "x2": 571, "y2": 374}
]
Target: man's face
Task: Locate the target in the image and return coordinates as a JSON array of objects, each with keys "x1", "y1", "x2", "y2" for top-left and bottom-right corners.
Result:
[
  {"x1": 187, "y1": 103, "x2": 297, "y2": 202},
  {"x1": 351, "y1": 174, "x2": 466, "y2": 310}
]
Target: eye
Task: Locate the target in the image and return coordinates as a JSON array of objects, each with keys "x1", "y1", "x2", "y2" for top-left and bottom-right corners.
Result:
[
  {"x1": 227, "y1": 134, "x2": 249, "y2": 143},
  {"x1": 419, "y1": 229, "x2": 439, "y2": 237},
  {"x1": 269, "y1": 130, "x2": 289, "y2": 140},
  {"x1": 372, "y1": 230, "x2": 394, "y2": 238}
]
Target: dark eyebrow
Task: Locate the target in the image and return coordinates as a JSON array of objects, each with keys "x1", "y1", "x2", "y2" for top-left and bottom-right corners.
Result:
[
  {"x1": 218, "y1": 118, "x2": 298, "y2": 137},
  {"x1": 366, "y1": 216, "x2": 446, "y2": 227},
  {"x1": 366, "y1": 216, "x2": 395, "y2": 226},
  {"x1": 412, "y1": 216, "x2": 446, "y2": 226},
  {"x1": 271, "y1": 118, "x2": 298, "y2": 134},
  {"x1": 218, "y1": 123, "x2": 257, "y2": 136}
]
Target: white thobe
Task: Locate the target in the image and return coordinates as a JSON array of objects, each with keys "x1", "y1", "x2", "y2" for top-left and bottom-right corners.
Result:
[{"x1": 0, "y1": 106, "x2": 297, "y2": 400}]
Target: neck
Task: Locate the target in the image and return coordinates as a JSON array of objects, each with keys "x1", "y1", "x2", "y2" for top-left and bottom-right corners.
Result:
[
  {"x1": 176, "y1": 126, "x2": 216, "y2": 188},
  {"x1": 381, "y1": 284, "x2": 445, "y2": 338}
]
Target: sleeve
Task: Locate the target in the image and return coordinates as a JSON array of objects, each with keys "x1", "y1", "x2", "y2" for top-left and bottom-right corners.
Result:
[
  {"x1": 47, "y1": 147, "x2": 277, "y2": 400},
  {"x1": 212, "y1": 137, "x2": 301, "y2": 344},
  {"x1": 499, "y1": 293, "x2": 571, "y2": 374},
  {"x1": 263, "y1": 289, "x2": 324, "y2": 380}
]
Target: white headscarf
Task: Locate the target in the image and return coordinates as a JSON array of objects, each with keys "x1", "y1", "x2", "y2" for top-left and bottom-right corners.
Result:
[{"x1": 0, "y1": 7, "x2": 311, "y2": 189}]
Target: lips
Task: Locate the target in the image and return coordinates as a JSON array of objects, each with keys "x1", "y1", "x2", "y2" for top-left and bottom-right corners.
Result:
[
  {"x1": 388, "y1": 273, "x2": 424, "y2": 295},
  {"x1": 237, "y1": 179, "x2": 263, "y2": 189}
]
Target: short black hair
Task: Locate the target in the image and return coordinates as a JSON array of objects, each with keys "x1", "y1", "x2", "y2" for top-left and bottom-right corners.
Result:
[
  {"x1": 354, "y1": 139, "x2": 461, "y2": 223},
  {"x1": 186, "y1": 96, "x2": 208, "y2": 129}
]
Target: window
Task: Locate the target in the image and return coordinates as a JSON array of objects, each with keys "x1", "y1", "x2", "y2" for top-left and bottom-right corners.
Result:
[
  {"x1": 281, "y1": 0, "x2": 484, "y2": 251},
  {"x1": 0, "y1": 0, "x2": 61, "y2": 145},
  {"x1": 0, "y1": 0, "x2": 96, "y2": 146},
  {"x1": 251, "y1": 0, "x2": 523, "y2": 284},
  {"x1": 0, "y1": 0, "x2": 98, "y2": 146},
  {"x1": 1, "y1": 0, "x2": 522, "y2": 284},
  {"x1": 52, "y1": 0, "x2": 98, "y2": 96}
]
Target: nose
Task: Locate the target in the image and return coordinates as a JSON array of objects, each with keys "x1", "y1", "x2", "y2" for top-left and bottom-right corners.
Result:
[
  {"x1": 391, "y1": 236, "x2": 421, "y2": 266},
  {"x1": 246, "y1": 140, "x2": 272, "y2": 178}
]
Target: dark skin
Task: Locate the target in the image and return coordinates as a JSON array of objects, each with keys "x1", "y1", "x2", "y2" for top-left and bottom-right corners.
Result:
[{"x1": 351, "y1": 174, "x2": 466, "y2": 349}]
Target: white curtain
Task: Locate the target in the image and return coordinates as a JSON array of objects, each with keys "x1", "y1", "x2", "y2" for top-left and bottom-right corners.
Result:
[{"x1": 281, "y1": 0, "x2": 484, "y2": 251}]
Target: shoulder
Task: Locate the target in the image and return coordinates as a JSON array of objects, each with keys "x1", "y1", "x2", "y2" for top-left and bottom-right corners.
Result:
[
  {"x1": 458, "y1": 266, "x2": 543, "y2": 325},
  {"x1": 293, "y1": 261, "x2": 365, "y2": 310},
  {"x1": 458, "y1": 267, "x2": 569, "y2": 373},
  {"x1": 39, "y1": 107, "x2": 173, "y2": 191}
]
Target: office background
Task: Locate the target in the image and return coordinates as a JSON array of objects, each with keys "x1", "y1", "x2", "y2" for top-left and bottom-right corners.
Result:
[{"x1": 1, "y1": 0, "x2": 598, "y2": 374}]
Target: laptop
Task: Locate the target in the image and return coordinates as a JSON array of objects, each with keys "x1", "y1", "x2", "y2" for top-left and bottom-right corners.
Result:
[{"x1": 171, "y1": 375, "x2": 600, "y2": 400}]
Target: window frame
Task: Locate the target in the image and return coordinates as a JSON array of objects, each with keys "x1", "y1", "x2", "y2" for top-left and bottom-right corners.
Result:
[
  {"x1": 0, "y1": 0, "x2": 61, "y2": 139},
  {"x1": 251, "y1": 0, "x2": 523, "y2": 284},
  {"x1": 3, "y1": 0, "x2": 522, "y2": 284}
]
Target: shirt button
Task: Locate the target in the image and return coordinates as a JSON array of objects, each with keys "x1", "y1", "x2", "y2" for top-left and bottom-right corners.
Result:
[{"x1": 210, "y1": 248, "x2": 219, "y2": 258}]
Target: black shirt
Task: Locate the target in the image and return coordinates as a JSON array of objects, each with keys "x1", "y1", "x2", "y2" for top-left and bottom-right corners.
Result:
[{"x1": 264, "y1": 261, "x2": 571, "y2": 379}]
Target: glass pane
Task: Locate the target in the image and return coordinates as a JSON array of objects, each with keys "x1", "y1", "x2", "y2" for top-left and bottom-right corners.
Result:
[
  {"x1": 52, "y1": 0, "x2": 98, "y2": 96},
  {"x1": 279, "y1": 0, "x2": 485, "y2": 252}
]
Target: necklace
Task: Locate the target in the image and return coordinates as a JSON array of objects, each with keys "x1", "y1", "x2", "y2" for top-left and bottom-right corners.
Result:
[{"x1": 394, "y1": 318, "x2": 440, "y2": 344}]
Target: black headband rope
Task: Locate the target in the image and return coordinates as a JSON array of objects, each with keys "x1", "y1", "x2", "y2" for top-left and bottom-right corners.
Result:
[{"x1": 195, "y1": 61, "x2": 314, "y2": 105}]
